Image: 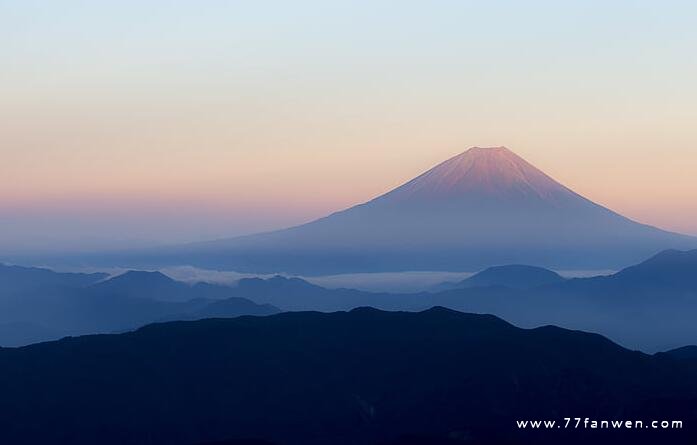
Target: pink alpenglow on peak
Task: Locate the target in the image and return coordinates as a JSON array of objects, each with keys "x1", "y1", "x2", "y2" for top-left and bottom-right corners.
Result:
[{"x1": 380, "y1": 146, "x2": 578, "y2": 204}]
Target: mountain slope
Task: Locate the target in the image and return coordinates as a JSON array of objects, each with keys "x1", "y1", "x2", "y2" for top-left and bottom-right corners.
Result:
[
  {"x1": 659, "y1": 345, "x2": 697, "y2": 361},
  {"x1": 0, "y1": 308, "x2": 694, "y2": 445},
  {"x1": 608, "y1": 249, "x2": 697, "y2": 292},
  {"x1": 435, "y1": 264, "x2": 565, "y2": 290},
  {"x1": 133, "y1": 146, "x2": 695, "y2": 274},
  {"x1": 545, "y1": 249, "x2": 697, "y2": 296},
  {"x1": 373, "y1": 146, "x2": 584, "y2": 204},
  {"x1": 160, "y1": 297, "x2": 279, "y2": 322}
]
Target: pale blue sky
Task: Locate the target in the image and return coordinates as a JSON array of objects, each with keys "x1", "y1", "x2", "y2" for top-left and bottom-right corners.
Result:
[{"x1": 1, "y1": 1, "x2": 696, "y2": 251}]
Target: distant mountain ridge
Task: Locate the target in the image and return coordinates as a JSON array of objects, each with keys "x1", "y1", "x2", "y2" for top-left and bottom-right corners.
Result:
[
  {"x1": 3, "y1": 249, "x2": 697, "y2": 350},
  {"x1": 0, "y1": 266, "x2": 279, "y2": 347},
  {"x1": 221, "y1": 249, "x2": 697, "y2": 351},
  {"x1": 89, "y1": 270, "x2": 239, "y2": 302},
  {"x1": 609, "y1": 249, "x2": 697, "y2": 291},
  {"x1": 0, "y1": 263, "x2": 107, "y2": 293},
  {"x1": 434, "y1": 264, "x2": 565, "y2": 291},
  {"x1": 118, "y1": 146, "x2": 696, "y2": 274}
]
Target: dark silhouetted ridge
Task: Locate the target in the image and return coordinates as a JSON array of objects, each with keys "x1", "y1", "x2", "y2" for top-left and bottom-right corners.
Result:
[
  {"x1": 660, "y1": 345, "x2": 697, "y2": 361},
  {"x1": 0, "y1": 308, "x2": 695, "y2": 445}
]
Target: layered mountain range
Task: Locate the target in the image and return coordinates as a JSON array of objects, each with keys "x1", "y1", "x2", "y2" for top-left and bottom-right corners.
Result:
[
  {"x1": 0, "y1": 265, "x2": 278, "y2": 346},
  {"x1": 5, "y1": 248, "x2": 695, "y2": 350}
]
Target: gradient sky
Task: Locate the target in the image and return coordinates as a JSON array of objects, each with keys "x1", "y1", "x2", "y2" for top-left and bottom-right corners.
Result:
[{"x1": 2, "y1": 1, "x2": 697, "y2": 253}]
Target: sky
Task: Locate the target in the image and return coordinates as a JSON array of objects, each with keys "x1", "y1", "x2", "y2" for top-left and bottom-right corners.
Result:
[{"x1": 1, "y1": 0, "x2": 697, "y2": 253}]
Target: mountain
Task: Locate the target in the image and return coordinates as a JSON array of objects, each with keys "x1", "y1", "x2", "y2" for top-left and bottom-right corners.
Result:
[
  {"x1": 434, "y1": 264, "x2": 565, "y2": 291},
  {"x1": 606, "y1": 249, "x2": 697, "y2": 292},
  {"x1": 0, "y1": 263, "x2": 107, "y2": 295},
  {"x1": 0, "y1": 265, "x2": 280, "y2": 346},
  {"x1": 434, "y1": 249, "x2": 697, "y2": 351},
  {"x1": 0, "y1": 308, "x2": 694, "y2": 445},
  {"x1": 123, "y1": 146, "x2": 695, "y2": 274},
  {"x1": 547, "y1": 249, "x2": 697, "y2": 296},
  {"x1": 229, "y1": 275, "x2": 436, "y2": 312},
  {"x1": 160, "y1": 297, "x2": 279, "y2": 322},
  {"x1": 89, "y1": 270, "x2": 237, "y2": 302}
]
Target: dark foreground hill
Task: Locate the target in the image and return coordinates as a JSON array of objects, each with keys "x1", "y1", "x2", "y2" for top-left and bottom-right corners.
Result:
[{"x1": 0, "y1": 308, "x2": 695, "y2": 445}]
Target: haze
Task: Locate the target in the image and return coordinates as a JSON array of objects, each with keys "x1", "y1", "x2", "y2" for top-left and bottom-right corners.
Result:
[{"x1": 2, "y1": 1, "x2": 697, "y2": 253}]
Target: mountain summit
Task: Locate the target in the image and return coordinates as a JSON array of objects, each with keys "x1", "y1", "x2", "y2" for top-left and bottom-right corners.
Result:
[
  {"x1": 380, "y1": 146, "x2": 575, "y2": 203},
  {"x1": 138, "y1": 146, "x2": 696, "y2": 274}
]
